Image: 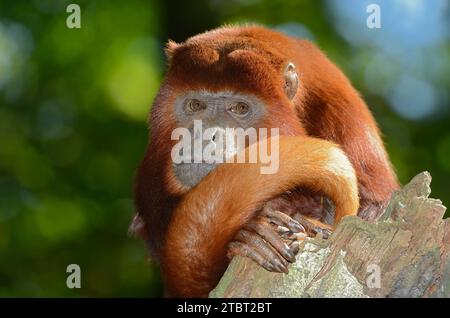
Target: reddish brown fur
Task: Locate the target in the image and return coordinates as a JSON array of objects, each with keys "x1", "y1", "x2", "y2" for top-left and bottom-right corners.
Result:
[
  {"x1": 134, "y1": 25, "x2": 399, "y2": 297},
  {"x1": 162, "y1": 136, "x2": 359, "y2": 297}
]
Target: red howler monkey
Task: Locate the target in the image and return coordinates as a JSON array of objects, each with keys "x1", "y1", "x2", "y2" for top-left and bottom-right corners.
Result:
[{"x1": 132, "y1": 26, "x2": 399, "y2": 297}]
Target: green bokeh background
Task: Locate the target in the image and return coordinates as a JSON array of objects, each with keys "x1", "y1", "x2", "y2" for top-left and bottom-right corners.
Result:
[{"x1": 0, "y1": 0, "x2": 448, "y2": 297}]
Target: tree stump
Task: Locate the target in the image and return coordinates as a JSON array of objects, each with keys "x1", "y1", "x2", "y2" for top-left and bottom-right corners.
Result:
[{"x1": 210, "y1": 172, "x2": 450, "y2": 298}]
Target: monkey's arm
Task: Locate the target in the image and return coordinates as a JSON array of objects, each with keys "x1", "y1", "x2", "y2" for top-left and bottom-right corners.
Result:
[
  {"x1": 133, "y1": 149, "x2": 180, "y2": 261},
  {"x1": 294, "y1": 40, "x2": 398, "y2": 217},
  {"x1": 161, "y1": 136, "x2": 359, "y2": 297}
]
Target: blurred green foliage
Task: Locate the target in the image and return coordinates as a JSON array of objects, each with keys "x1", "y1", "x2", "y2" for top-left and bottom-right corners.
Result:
[{"x1": 0, "y1": 0, "x2": 448, "y2": 297}]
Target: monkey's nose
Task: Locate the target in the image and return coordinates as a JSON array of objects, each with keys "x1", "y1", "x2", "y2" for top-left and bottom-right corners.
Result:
[
  {"x1": 210, "y1": 127, "x2": 226, "y2": 144},
  {"x1": 211, "y1": 127, "x2": 240, "y2": 160}
]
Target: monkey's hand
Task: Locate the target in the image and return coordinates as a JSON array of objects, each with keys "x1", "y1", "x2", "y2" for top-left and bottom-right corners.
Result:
[{"x1": 227, "y1": 207, "x2": 307, "y2": 273}]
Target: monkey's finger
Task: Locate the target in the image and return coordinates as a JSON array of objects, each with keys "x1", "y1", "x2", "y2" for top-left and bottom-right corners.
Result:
[
  {"x1": 262, "y1": 207, "x2": 305, "y2": 233},
  {"x1": 235, "y1": 229, "x2": 289, "y2": 272},
  {"x1": 234, "y1": 229, "x2": 289, "y2": 273},
  {"x1": 281, "y1": 231, "x2": 308, "y2": 241},
  {"x1": 246, "y1": 219, "x2": 296, "y2": 263},
  {"x1": 227, "y1": 241, "x2": 276, "y2": 273},
  {"x1": 293, "y1": 213, "x2": 333, "y2": 239},
  {"x1": 276, "y1": 226, "x2": 308, "y2": 243},
  {"x1": 276, "y1": 225, "x2": 290, "y2": 235}
]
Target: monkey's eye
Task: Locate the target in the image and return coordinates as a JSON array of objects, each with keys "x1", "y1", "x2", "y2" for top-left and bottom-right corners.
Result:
[
  {"x1": 229, "y1": 102, "x2": 249, "y2": 116},
  {"x1": 185, "y1": 99, "x2": 206, "y2": 113}
]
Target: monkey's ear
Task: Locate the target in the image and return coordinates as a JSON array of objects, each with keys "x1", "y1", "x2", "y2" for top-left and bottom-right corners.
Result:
[
  {"x1": 283, "y1": 62, "x2": 299, "y2": 100},
  {"x1": 128, "y1": 214, "x2": 148, "y2": 240},
  {"x1": 165, "y1": 40, "x2": 179, "y2": 62}
]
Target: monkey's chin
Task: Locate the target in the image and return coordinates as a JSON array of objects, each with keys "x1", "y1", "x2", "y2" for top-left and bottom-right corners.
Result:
[{"x1": 172, "y1": 162, "x2": 219, "y2": 189}]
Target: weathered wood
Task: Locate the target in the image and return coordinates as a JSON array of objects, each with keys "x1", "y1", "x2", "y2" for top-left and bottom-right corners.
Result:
[{"x1": 210, "y1": 172, "x2": 450, "y2": 298}]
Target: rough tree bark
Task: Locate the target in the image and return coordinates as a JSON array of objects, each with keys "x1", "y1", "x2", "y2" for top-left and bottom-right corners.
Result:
[{"x1": 210, "y1": 172, "x2": 450, "y2": 298}]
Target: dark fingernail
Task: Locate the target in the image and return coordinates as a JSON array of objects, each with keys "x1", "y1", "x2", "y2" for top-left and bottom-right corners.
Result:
[
  {"x1": 290, "y1": 221, "x2": 305, "y2": 233},
  {"x1": 263, "y1": 262, "x2": 275, "y2": 272},
  {"x1": 273, "y1": 259, "x2": 289, "y2": 274},
  {"x1": 284, "y1": 250, "x2": 295, "y2": 263},
  {"x1": 290, "y1": 242, "x2": 300, "y2": 255},
  {"x1": 283, "y1": 249, "x2": 296, "y2": 263}
]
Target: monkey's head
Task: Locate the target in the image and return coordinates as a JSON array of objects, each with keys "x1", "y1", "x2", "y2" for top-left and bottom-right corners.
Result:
[{"x1": 150, "y1": 26, "x2": 306, "y2": 192}]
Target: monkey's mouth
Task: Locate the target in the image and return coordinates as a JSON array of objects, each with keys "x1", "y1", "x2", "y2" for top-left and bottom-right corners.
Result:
[{"x1": 173, "y1": 162, "x2": 219, "y2": 188}]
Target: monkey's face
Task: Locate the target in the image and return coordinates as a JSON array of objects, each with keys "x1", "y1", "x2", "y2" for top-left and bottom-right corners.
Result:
[
  {"x1": 162, "y1": 39, "x2": 301, "y2": 189},
  {"x1": 171, "y1": 90, "x2": 267, "y2": 188}
]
